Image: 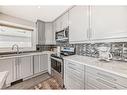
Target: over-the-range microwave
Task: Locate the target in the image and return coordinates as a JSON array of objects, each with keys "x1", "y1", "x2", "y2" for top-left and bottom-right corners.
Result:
[{"x1": 55, "y1": 27, "x2": 69, "y2": 42}]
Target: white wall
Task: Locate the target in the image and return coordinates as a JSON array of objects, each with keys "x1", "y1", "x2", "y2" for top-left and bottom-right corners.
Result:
[
  {"x1": 0, "y1": 13, "x2": 37, "y2": 52},
  {"x1": 0, "y1": 13, "x2": 34, "y2": 28}
]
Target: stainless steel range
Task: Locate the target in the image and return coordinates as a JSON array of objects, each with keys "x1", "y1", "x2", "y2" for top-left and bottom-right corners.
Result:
[{"x1": 50, "y1": 47, "x2": 75, "y2": 88}]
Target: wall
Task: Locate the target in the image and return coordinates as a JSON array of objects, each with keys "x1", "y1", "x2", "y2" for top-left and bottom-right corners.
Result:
[
  {"x1": 36, "y1": 42, "x2": 127, "y2": 62},
  {"x1": 0, "y1": 13, "x2": 37, "y2": 52},
  {"x1": 0, "y1": 13, "x2": 34, "y2": 28}
]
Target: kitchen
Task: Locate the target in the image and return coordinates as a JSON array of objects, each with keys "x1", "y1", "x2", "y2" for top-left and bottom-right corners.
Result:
[{"x1": 0, "y1": 5, "x2": 127, "y2": 90}]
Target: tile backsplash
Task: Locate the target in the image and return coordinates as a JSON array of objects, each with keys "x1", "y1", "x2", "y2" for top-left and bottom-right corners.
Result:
[
  {"x1": 62, "y1": 42, "x2": 127, "y2": 61},
  {"x1": 37, "y1": 42, "x2": 127, "y2": 61}
]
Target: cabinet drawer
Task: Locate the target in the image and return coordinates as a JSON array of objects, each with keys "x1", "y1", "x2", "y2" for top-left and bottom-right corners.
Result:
[
  {"x1": 65, "y1": 70, "x2": 84, "y2": 83},
  {"x1": 86, "y1": 67, "x2": 127, "y2": 89},
  {"x1": 66, "y1": 73, "x2": 84, "y2": 89},
  {"x1": 66, "y1": 66, "x2": 84, "y2": 79},
  {"x1": 66, "y1": 61, "x2": 84, "y2": 71},
  {"x1": 85, "y1": 83, "x2": 97, "y2": 90},
  {"x1": 86, "y1": 74, "x2": 113, "y2": 89}
]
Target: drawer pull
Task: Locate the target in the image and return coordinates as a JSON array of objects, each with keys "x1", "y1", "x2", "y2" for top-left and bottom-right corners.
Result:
[
  {"x1": 96, "y1": 78, "x2": 117, "y2": 89},
  {"x1": 97, "y1": 73, "x2": 117, "y2": 81}
]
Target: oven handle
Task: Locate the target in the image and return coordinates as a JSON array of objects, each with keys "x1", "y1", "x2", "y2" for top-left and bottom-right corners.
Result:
[{"x1": 50, "y1": 57, "x2": 63, "y2": 63}]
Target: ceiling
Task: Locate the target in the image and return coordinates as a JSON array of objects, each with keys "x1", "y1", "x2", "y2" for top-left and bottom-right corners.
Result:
[{"x1": 0, "y1": 6, "x2": 72, "y2": 22}]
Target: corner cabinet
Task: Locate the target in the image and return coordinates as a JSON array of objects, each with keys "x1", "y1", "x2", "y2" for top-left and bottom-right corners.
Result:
[
  {"x1": 69, "y1": 6, "x2": 89, "y2": 43},
  {"x1": 90, "y1": 6, "x2": 127, "y2": 41}
]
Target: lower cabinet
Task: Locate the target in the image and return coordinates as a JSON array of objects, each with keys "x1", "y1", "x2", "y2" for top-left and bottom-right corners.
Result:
[
  {"x1": 64, "y1": 60, "x2": 85, "y2": 89},
  {"x1": 14, "y1": 56, "x2": 33, "y2": 80},
  {"x1": 85, "y1": 66, "x2": 127, "y2": 89},
  {"x1": 64, "y1": 59, "x2": 127, "y2": 90},
  {"x1": 33, "y1": 54, "x2": 48, "y2": 74},
  {"x1": 0, "y1": 58, "x2": 15, "y2": 86}
]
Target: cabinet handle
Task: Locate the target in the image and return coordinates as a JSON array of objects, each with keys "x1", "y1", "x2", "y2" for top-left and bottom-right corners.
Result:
[
  {"x1": 96, "y1": 78, "x2": 118, "y2": 89},
  {"x1": 97, "y1": 72, "x2": 117, "y2": 81}
]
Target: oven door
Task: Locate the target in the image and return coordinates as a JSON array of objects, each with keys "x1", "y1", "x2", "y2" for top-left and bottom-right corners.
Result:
[{"x1": 51, "y1": 57, "x2": 63, "y2": 74}]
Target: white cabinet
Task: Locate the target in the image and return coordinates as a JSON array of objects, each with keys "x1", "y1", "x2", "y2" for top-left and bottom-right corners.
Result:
[
  {"x1": 33, "y1": 54, "x2": 48, "y2": 74},
  {"x1": 64, "y1": 60, "x2": 85, "y2": 89},
  {"x1": 14, "y1": 56, "x2": 33, "y2": 80},
  {"x1": 91, "y1": 6, "x2": 127, "y2": 41},
  {"x1": 55, "y1": 17, "x2": 62, "y2": 32},
  {"x1": 61, "y1": 12, "x2": 69, "y2": 29},
  {"x1": 55, "y1": 11, "x2": 69, "y2": 32},
  {"x1": 40, "y1": 54, "x2": 48, "y2": 72},
  {"x1": 45, "y1": 23, "x2": 53, "y2": 44},
  {"x1": 0, "y1": 58, "x2": 15, "y2": 86},
  {"x1": 69, "y1": 6, "x2": 89, "y2": 43},
  {"x1": 36, "y1": 20, "x2": 45, "y2": 45},
  {"x1": 52, "y1": 21, "x2": 56, "y2": 44},
  {"x1": 85, "y1": 66, "x2": 127, "y2": 89}
]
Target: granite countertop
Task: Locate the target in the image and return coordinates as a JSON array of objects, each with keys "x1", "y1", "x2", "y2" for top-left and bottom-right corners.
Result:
[
  {"x1": 0, "y1": 51, "x2": 55, "y2": 60},
  {"x1": 63, "y1": 55, "x2": 127, "y2": 78}
]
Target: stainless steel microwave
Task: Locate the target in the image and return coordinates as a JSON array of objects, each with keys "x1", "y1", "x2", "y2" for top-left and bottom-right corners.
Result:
[{"x1": 55, "y1": 27, "x2": 69, "y2": 42}]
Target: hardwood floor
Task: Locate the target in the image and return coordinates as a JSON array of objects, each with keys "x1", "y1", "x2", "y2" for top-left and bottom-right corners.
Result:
[
  {"x1": 30, "y1": 77, "x2": 62, "y2": 89},
  {"x1": 6, "y1": 73, "x2": 61, "y2": 90}
]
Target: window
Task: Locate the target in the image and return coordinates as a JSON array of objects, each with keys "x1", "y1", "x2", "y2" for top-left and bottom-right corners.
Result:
[{"x1": 0, "y1": 24, "x2": 33, "y2": 49}]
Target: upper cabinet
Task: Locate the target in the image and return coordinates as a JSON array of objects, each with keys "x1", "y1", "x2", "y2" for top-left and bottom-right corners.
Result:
[
  {"x1": 69, "y1": 6, "x2": 89, "y2": 43},
  {"x1": 45, "y1": 23, "x2": 53, "y2": 44},
  {"x1": 90, "y1": 6, "x2": 127, "y2": 41},
  {"x1": 36, "y1": 20, "x2": 45, "y2": 45},
  {"x1": 61, "y1": 12, "x2": 69, "y2": 29},
  {"x1": 52, "y1": 21, "x2": 56, "y2": 44},
  {"x1": 55, "y1": 17, "x2": 62, "y2": 32},
  {"x1": 55, "y1": 11, "x2": 69, "y2": 32},
  {"x1": 36, "y1": 20, "x2": 55, "y2": 45}
]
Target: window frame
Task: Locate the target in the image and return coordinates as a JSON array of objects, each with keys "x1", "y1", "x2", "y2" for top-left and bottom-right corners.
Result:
[{"x1": 0, "y1": 22, "x2": 36, "y2": 53}]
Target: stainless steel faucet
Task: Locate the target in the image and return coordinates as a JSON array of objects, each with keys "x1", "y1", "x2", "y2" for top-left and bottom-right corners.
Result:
[{"x1": 12, "y1": 44, "x2": 19, "y2": 54}]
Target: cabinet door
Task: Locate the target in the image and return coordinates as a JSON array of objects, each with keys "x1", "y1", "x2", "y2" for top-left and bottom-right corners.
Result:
[
  {"x1": 45, "y1": 23, "x2": 53, "y2": 44},
  {"x1": 18, "y1": 56, "x2": 33, "y2": 79},
  {"x1": 40, "y1": 54, "x2": 48, "y2": 72},
  {"x1": 52, "y1": 21, "x2": 56, "y2": 44},
  {"x1": 91, "y1": 6, "x2": 127, "y2": 40},
  {"x1": 33, "y1": 55, "x2": 40, "y2": 74},
  {"x1": 61, "y1": 12, "x2": 69, "y2": 29},
  {"x1": 69, "y1": 6, "x2": 89, "y2": 43},
  {"x1": 56, "y1": 17, "x2": 62, "y2": 32},
  {"x1": 64, "y1": 60, "x2": 85, "y2": 89},
  {"x1": 36, "y1": 20, "x2": 45, "y2": 44},
  {"x1": 0, "y1": 58, "x2": 14, "y2": 85}
]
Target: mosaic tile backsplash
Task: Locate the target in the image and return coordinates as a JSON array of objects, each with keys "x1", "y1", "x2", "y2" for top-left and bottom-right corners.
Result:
[
  {"x1": 37, "y1": 42, "x2": 127, "y2": 61},
  {"x1": 71, "y1": 42, "x2": 127, "y2": 61}
]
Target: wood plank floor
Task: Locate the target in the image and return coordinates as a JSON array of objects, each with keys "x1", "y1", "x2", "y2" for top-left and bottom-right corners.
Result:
[
  {"x1": 30, "y1": 77, "x2": 62, "y2": 89},
  {"x1": 6, "y1": 73, "x2": 61, "y2": 90}
]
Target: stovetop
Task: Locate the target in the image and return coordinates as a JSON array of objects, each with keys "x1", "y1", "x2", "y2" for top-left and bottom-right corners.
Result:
[{"x1": 51, "y1": 52, "x2": 75, "y2": 59}]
